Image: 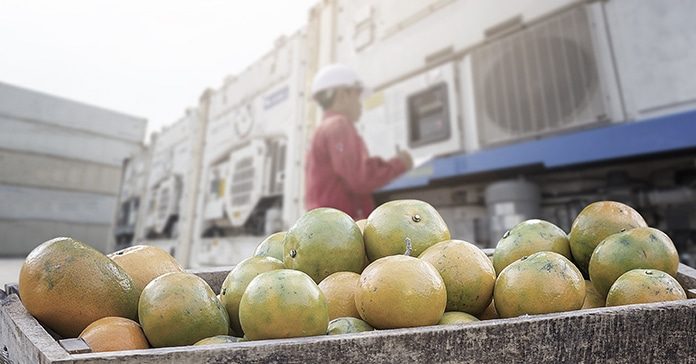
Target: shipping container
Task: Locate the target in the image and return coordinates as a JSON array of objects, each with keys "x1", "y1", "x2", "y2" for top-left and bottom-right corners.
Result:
[
  {"x1": 0, "y1": 81, "x2": 146, "y2": 144},
  {"x1": 0, "y1": 82, "x2": 147, "y2": 256},
  {"x1": 187, "y1": 32, "x2": 309, "y2": 267}
]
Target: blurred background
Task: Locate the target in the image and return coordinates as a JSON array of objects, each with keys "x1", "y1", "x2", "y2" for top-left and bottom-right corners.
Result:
[{"x1": 2, "y1": 0, "x2": 696, "y2": 283}]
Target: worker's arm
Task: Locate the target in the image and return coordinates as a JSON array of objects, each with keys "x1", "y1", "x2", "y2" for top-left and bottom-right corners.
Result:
[{"x1": 324, "y1": 118, "x2": 407, "y2": 195}]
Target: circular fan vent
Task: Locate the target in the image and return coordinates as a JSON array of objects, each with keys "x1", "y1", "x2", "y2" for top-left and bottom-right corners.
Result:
[
  {"x1": 481, "y1": 36, "x2": 598, "y2": 135},
  {"x1": 233, "y1": 104, "x2": 254, "y2": 139}
]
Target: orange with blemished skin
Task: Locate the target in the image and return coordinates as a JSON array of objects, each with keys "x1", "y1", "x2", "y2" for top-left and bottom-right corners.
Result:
[
  {"x1": 284, "y1": 208, "x2": 365, "y2": 283},
  {"x1": 355, "y1": 255, "x2": 446, "y2": 329},
  {"x1": 79, "y1": 317, "x2": 149, "y2": 352},
  {"x1": 363, "y1": 200, "x2": 450, "y2": 262},
  {"x1": 219, "y1": 256, "x2": 285, "y2": 336},
  {"x1": 588, "y1": 227, "x2": 679, "y2": 298},
  {"x1": 569, "y1": 201, "x2": 647, "y2": 274},
  {"x1": 108, "y1": 245, "x2": 183, "y2": 297},
  {"x1": 478, "y1": 300, "x2": 498, "y2": 320},
  {"x1": 581, "y1": 280, "x2": 605, "y2": 309},
  {"x1": 493, "y1": 219, "x2": 571, "y2": 275},
  {"x1": 193, "y1": 335, "x2": 242, "y2": 346},
  {"x1": 606, "y1": 269, "x2": 686, "y2": 306},
  {"x1": 327, "y1": 317, "x2": 374, "y2": 335},
  {"x1": 318, "y1": 272, "x2": 362, "y2": 320},
  {"x1": 239, "y1": 269, "x2": 329, "y2": 340},
  {"x1": 438, "y1": 312, "x2": 479, "y2": 325},
  {"x1": 19, "y1": 237, "x2": 139, "y2": 338},
  {"x1": 419, "y1": 240, "x2": 495, "y2": 315},
  {"x1": 138, "y1": 272, "x2": 230, "y2": 348},
  {"x1": 494, "y1": 251, "x2": 585, "y2": 318},
  {"x1": 253, "y1": 232, "x2": 287, "y2": 261}
]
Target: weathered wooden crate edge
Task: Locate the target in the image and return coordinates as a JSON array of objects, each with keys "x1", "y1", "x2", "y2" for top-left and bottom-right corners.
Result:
[{"x1": 2, "y1": 264, "x2": 696, "y2": 364}]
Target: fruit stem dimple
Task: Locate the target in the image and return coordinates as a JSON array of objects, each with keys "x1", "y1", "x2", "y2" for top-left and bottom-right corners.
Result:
[
  {"x1": 412, "y1": 215, "x2": 421, "y2": 223},
  {"x1": 404, "y1": 238, "x2": 413, "y2": 256},
  {"x1": 290, "y1": 249, "x2": 297, "y2": 258}
]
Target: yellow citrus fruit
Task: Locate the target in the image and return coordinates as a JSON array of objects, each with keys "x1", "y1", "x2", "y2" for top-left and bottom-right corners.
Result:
[
  {"x1": 606, "y1": 269, "x2": 686, "y2": 306},
  {"x1": 193, "y1": 335, "x2": 242, "y2": 346},
  {"x1": 438, "y1": 312, "x2": 479, "y2": 325},
  {"x1": 355, "y1": 255, "x2": 446, "y2": 329},
  {"x1": 494, "y1": 251, "x2": 585, "y2": 318},
  {"x1": 478, "y1": 300, "x2": 498, "y2": 320},
  {"x1": 219, "y1": 256, "x2": 285, "y2": 336},
  {"x1": 138, "y1": 272, "x2": 230, "y2": 347},
  {"x1": 588, "y1": 227, "x2": 679, "y2": 298},
  {"x1": 284, "y1": 208, "x2": 365, "y2": 283},
  {"x1": 355, "y1": 219, "x2": 367, "y2": 234},
  {"x1": 108, "y1": 245, "x2": 183, "y2": 296},
  {"x1": 79, "y1": 317, "x2": 149, "y2": 352},
  {"x1": 327, "y1": 317, "x2": 374, "y2": 335},
  {"x1": 253, "y1": 232, "x2": 286, "y2": 261},
  {"x1": 355, "y1": 219, "x2": 370, "y2": 269},
  {"x1": 363, "y1": 199, "x2": 450, "y2": 261},
  {"x1": 419, "y1": 240, "x2": 495, "y2": 315},
  {"x1": 239, "y1": 269, "x2": 329, "y2": 340},
  {"x1": 19, "y1": 237, "x2": 139, "y2": 338},
  {"x1": 493, "y1": 219, "x2": 571, "y2": 274},
  {"x1": 582, "y1": 280, "x2": 605, "y2": 309},
  {"x1": 569, "y1": 201, "x2": 647, "y2": 274},
  {"x1": 318, "y1": 272, "x2": 361, "y2": 320}
]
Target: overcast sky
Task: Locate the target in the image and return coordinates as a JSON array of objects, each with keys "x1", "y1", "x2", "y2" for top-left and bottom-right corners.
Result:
[{"x1": 0, "y1": 0, "x2": 317, "y2": 140}]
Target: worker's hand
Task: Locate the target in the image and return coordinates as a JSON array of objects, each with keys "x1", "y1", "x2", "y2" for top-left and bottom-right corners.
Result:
[{"x1": 397, "y1": 150, "x2": 413, "y2": 170}]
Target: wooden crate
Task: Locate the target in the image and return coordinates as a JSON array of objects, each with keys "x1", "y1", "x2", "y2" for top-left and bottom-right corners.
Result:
[{"x1": 2, "y1": 261, "x2": 696, "y2": 364}]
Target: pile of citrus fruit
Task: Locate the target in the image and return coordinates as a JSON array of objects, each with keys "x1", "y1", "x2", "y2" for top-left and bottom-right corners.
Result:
[{"x1": 16, "y1": 199, "x2": 688, "y2": 352}]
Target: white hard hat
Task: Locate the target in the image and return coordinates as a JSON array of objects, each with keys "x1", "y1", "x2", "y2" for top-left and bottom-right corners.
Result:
[{"x1": 311, "y1": 64, "x2": 363, "y2": 96}]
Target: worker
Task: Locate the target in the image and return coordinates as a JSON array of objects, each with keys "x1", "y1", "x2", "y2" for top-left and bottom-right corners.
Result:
[{"x1": 305, "y1": 64, "x2": 413, "y2": 220}]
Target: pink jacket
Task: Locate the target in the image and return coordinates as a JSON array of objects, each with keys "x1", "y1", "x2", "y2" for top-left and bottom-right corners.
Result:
[{"x1": 305, "y1": 112, "x2": 407, "y2": 220}]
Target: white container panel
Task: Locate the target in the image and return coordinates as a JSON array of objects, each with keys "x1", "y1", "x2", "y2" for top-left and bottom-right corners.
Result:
[
  {"x1": 332, "y1": 0, "x2": 579, "y2": 90},
  {"x1": 0, "y1": 150, "x2": 122, "y2": 195},
  {"x1": 0, "y1": 185, "x2": 117, "y2": 225},
  {"x1": 605, "y1": 0, "x2": 696, "y2": 119},
  {"x1": 0, "y1": 219, "x2": 111, "y2": 256},
  {"x1": 0, "y1": 116, "x2": 143, "y2": 167},
  {"x1": 119, "y1": 148, "x2": 150, "y2": 200},
  {"x1": 0, "y1": 82, "x2": 146, "y2": 143}
]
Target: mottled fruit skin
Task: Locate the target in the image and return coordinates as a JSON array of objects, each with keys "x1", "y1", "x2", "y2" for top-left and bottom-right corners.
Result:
[
  {"x1": 79, "y1": 317, "x2": 149, "y2": 352},
  {"x1": 493, "y1": 219, "x2": 571, "y2": 274},
  {"x1": 193, "y1": 335, "x2": 242, "y2": 346},
  {"x1": 108, "y1": 245, "x2": 183, "y2": 297},
  {"x1": 219, "y1": 256, "x2": 285, "y2": 336},
  {"x1": 19, "y1": 237, "x2": 139, "y2": 338},
  {"x1": 588, "y1": 227, "x2": 679, "y2": 298},
  {"x1": 569, "y1": 201, "x2": 647, "y2": 274},
  {"x1": 284, "y1": 208, "x2": 365, "y2": 283},
  {"x1": 318, "y1": 272, "x2": 362, "y2": 320},
  {"x1": 419, "y1": 240, "x2": 495, "y2": 315},
  {"x1": 494, "y1": 251, "x2": 585, "y2": 318},
  {"x1": 138, "y1": 272, "x2": 230, "y2": 348},
  {"x1": 253, "y1": 232, "x2": 287, "y2": 261},
  {"x1": 239, "y1": 269, "x2": 329, "y2": 340},
  {"x1": 355, "y1": 255, "x2": 446, "y2": 329},
  {"x1": 581, "y1": 280, "x2": 605, "y2": 309},
  {"x1": 478, "y1": 300, "x2": 498, "y2": 320},
  {"x1": 606, "y1": 269, "x2": 686, "y2": 306},
  {"x1": 327, "y1": 317, "x2": 374, "y2": 335},
  {"x1": 438, "y1": 312, "x2": 479, "y2": 325},
  {"x1": 363, "y1": 200, "x2": 450, "y2": 261}
]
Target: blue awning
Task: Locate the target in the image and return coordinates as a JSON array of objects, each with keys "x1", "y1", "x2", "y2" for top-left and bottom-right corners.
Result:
[{"x1": 381, "y1": 109, "x2": 696, "y2": 192}]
